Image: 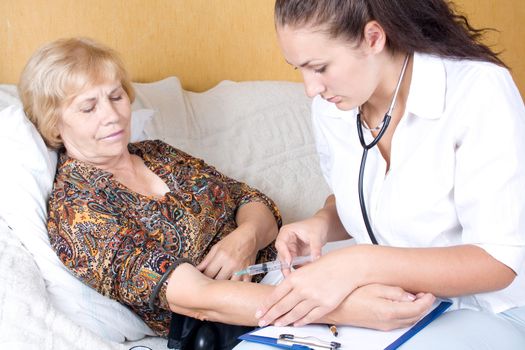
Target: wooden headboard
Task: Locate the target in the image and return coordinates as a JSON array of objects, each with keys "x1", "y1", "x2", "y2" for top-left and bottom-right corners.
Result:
[{"x1": 1, "y1": 0, "x2": 523, "y2": 98}]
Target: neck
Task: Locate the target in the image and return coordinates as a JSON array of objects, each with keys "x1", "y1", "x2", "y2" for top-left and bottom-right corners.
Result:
[
  {"x1": 361, "y1": 53, "x2": 412, "y2": 126},
  {"x1": 67, "y1": 148, "x2": 135, "y2": 176},
  {"x1": 102, "y1": 153, "x2": 138, "y2": 178}
]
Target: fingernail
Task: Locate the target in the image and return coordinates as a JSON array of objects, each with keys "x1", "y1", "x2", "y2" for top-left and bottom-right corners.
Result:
[
  {"x1": 258, "y1": 320, "x2": 267, "y2": 327},
  {"x1": 255, "y1": 310, "x2": 262, "y2": 318},
  {"x1": 406, "y1": 293, "x2": 416, "y2": 301},
  {"x1": 275, "y1": 322, "x2": 282, "y2": 327}
]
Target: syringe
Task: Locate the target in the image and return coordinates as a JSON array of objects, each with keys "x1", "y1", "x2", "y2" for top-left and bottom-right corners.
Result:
[{"x1": 234, "y1": 255, "x2": 313, "y2": 276}]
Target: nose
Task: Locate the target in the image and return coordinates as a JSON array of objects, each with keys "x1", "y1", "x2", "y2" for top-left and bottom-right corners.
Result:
[
  {"x1": 101, "y1": 99, "x2": 120, "y2": 125},
  {"x1": 302, "y1": 71, "x2": 325, "y2": 98}
]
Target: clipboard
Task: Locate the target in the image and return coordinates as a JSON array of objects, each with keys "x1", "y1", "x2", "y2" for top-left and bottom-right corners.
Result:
[{"x1": 239, "y1": 300, "x2": 452, "y2": 350}]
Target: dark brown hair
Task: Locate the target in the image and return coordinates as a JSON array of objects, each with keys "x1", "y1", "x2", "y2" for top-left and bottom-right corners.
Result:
[{"x1": 275, "y1": 0, "x2": 506, "y2": 67}]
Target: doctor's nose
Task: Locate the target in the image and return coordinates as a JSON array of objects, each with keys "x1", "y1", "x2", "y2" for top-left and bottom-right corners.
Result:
[{"x1": 303, "y1": 73, "x2": 325, "y2": 98}]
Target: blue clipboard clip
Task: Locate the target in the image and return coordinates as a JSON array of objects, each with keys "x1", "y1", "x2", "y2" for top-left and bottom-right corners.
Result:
[{"x1": 278, "y1": 333, "x2": 341, "y2": 350}]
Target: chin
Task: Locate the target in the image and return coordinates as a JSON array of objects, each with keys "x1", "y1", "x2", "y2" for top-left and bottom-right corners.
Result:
[
  {"x1": 100, "y1": 141, "x2": 129, "y2": 156},
  {"x1": 334, "y1": 101, "x2": 354, "y2": 111}
]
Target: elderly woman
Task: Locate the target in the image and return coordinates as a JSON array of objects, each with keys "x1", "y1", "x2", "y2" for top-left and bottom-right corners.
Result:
[{"x1": 18, "y1": 37, "x2": 283, "y2": 344}]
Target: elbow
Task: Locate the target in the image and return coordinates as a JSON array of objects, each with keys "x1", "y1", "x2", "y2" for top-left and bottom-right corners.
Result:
[
  {"x1": 488, "y1": 259, "x2": 517, "y2": 291},
  {"x1": 499, "y1": 266, "x2": 517, "y2": 289},
  {"x1": 165, "y1": 263, "x2": 215, "y2": 315},
  {"x1": 162, "y1": 264, "x2": 245, "y2": 325}
]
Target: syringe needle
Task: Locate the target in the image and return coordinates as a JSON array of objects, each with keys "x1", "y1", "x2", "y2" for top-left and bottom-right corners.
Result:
[{"x1": 234, "y1": 255, "x2": 313, "y2": 276}]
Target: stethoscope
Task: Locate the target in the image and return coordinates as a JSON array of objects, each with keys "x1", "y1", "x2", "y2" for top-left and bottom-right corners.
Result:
[{"x1": 356, "y1": 54, "x2": 410, "y2": 245}]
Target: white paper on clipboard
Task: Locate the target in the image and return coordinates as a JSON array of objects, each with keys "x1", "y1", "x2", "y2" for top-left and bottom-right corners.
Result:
[{"x1": 250, "y1": 323, "x2": 407, "y2": 350}]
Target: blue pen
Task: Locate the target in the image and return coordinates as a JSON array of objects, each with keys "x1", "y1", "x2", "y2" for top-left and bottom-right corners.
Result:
[{"x1": 239, "y1": 334, "x2": 311, "y2": 349}]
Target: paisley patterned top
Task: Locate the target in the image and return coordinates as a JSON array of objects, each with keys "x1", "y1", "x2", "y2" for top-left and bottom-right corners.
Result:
[{"x1": 47, "y1": 140, "x2": 280, "y2": 336}]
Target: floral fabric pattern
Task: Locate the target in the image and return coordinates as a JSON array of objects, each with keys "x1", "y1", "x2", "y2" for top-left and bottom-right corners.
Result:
[{"x1": 47, "y1": 140, "x2": 280, "y2": 335}]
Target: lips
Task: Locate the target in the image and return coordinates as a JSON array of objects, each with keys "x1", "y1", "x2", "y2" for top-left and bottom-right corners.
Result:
[
  {"x1": 324, "y1": 95, "x2": 341, "y2": 104},
  {"x1": 100, "y1": 129, "x2": 124, "y2": 140}
]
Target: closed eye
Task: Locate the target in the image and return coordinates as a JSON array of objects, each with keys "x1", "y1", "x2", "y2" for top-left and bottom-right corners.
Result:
[
  {"x1": 81, "y1": 105, "x2": 96, "y2": 113},
  {"x1": 314, "y1": 66, "x2": 327, "y2": 74}
]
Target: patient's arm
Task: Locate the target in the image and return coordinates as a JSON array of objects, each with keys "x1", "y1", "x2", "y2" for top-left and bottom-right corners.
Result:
[
  {"x1": 321, "y1": 284, "x2": 435, "y2": 331},
  {"x1": 165, "y1": 263, "x2": 435, "y2": 330},
  {"x1": 166, "y1": 262, "x2": 273, "y2": 325}
]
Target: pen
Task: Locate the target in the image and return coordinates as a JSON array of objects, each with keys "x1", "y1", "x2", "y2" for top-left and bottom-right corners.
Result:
[
  {"x1": 234, "y1": 255, "x2": 313, "y2": 276},
  {"x1": 328, "y1": 324, "x2": 338, "y2": 337},
  {"x1": 279, "y1": 334, "x2": 341, "y2": 349}
]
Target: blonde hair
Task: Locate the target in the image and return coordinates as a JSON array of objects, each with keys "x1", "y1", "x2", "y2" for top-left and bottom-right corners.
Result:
[{"x1": 18, "y1": 37, "x2": 135, "y2": 149}]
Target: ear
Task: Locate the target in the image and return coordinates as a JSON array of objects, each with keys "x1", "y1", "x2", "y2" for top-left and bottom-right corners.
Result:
[{"x1": 362, "y1": 21, "x2": 387, "y2": 54}]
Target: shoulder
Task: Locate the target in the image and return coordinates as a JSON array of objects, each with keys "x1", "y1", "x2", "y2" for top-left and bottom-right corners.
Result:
[
  {"x1": 54, "y1": 151, "x2": 95, "y2": 192},
  {"x1": 430, "y1": 56, "x2": 525, "y2": 138},
  {"x1": 130, "y1": 139, "x2": 197, "y2": 164},
  {"x1": 415, "y1": 53, "x2": 523, "y2": 116},
  {"x1": 129, "y1": 140, "x2": 191, "y2": 159},
  {"x1": 129, "y1": 139, "x2": 176, "y2": 156},
  {"x1": 440, "y1": 56, "x2": 516, "y2": 99},
  {"x1": 415, "y1": 53, "x2": 514, "y2": 93}
]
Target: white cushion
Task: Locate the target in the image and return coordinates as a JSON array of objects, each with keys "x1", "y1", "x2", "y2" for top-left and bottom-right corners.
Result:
[
  {"x1": 0, "y1": 218, "x2": 121, "y2": 349},
  {"x1": 134, "y1": 77, "x2": 330, "y2": 224},
  {"x1": 130, "y1": 108, "x2": 155, "y2": 142}
]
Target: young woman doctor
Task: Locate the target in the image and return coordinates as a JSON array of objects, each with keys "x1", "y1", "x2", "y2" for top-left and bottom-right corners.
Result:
[{"x1": 256, "y1": 0, "x2": 525, "y2": 348}]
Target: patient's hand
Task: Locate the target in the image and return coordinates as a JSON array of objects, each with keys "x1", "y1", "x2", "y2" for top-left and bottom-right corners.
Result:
[
  {"x1": 323, "y1": 284, "x2": 435, "y2": 331},
  {"x1": 197, "y1": 224, "x2": 258, "y2": 281}
]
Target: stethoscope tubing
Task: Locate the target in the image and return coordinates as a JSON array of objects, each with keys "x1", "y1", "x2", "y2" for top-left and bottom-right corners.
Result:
[
  {"x1": 356, "y1": 54, "x2": 410, "y2": 245},
  {"x1": 357, "y1": 114, "x2": 391, "y2": 245}
]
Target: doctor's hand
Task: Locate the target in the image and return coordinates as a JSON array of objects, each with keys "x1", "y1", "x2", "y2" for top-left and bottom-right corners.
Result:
[
  {"x1": 325, "y1": 284, "x2": 436, "y2": 331},
  {"x1": 256, "y1": 248, "x2": 353, "y2": 327},
  {"x1": 275, "y1": 216, "x2": 330, "y2": 276},
  {"x1": 197, "y1": 225, "x2": 258, "y2": 282}
]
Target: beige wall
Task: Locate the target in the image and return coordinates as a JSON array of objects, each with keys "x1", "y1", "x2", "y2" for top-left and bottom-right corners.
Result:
[
  {"x1": 0, "y1": 0, "x2": 523, "y2": 98},
  {"x1": 457, "y1": 0, "x2": 525, "y2": 99},
  {"x1": 0, "y1": 0, "x2": 295, "y2": 91}
]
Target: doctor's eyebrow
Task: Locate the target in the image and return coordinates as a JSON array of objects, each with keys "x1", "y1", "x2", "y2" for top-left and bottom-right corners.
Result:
[{"x1": 285, "y1": 59, "x2": 323, "y2": 70}]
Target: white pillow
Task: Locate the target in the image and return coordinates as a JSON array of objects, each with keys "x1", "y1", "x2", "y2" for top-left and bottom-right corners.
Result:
[
  {"x1": 0, "y1": 100, "x2": 156, "y2": 342},
  {"x1": 130, "y1": 108, "x2": 155, "y2": 142},
  {"x1": 134, "y1": 77, "x2": 331, "y2": 224}
]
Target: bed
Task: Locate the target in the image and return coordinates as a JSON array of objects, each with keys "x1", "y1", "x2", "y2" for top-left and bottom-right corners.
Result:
[{"x1": 0, "y1": 1, "x2": 523, "y2": 350}]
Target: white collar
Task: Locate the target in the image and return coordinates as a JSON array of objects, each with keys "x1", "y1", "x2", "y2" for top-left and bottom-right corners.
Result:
[{"x1": 405, "y1": 53, "x2": 447, "y2": 120}]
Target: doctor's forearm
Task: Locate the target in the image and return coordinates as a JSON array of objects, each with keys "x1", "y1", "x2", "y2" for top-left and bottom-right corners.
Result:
[
  {"x1": 164, "y1": 262, "x2": 370, "y2": 327},
  {"x1": 348, "y1": 244, "x2": 515, "y2": 297}
]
